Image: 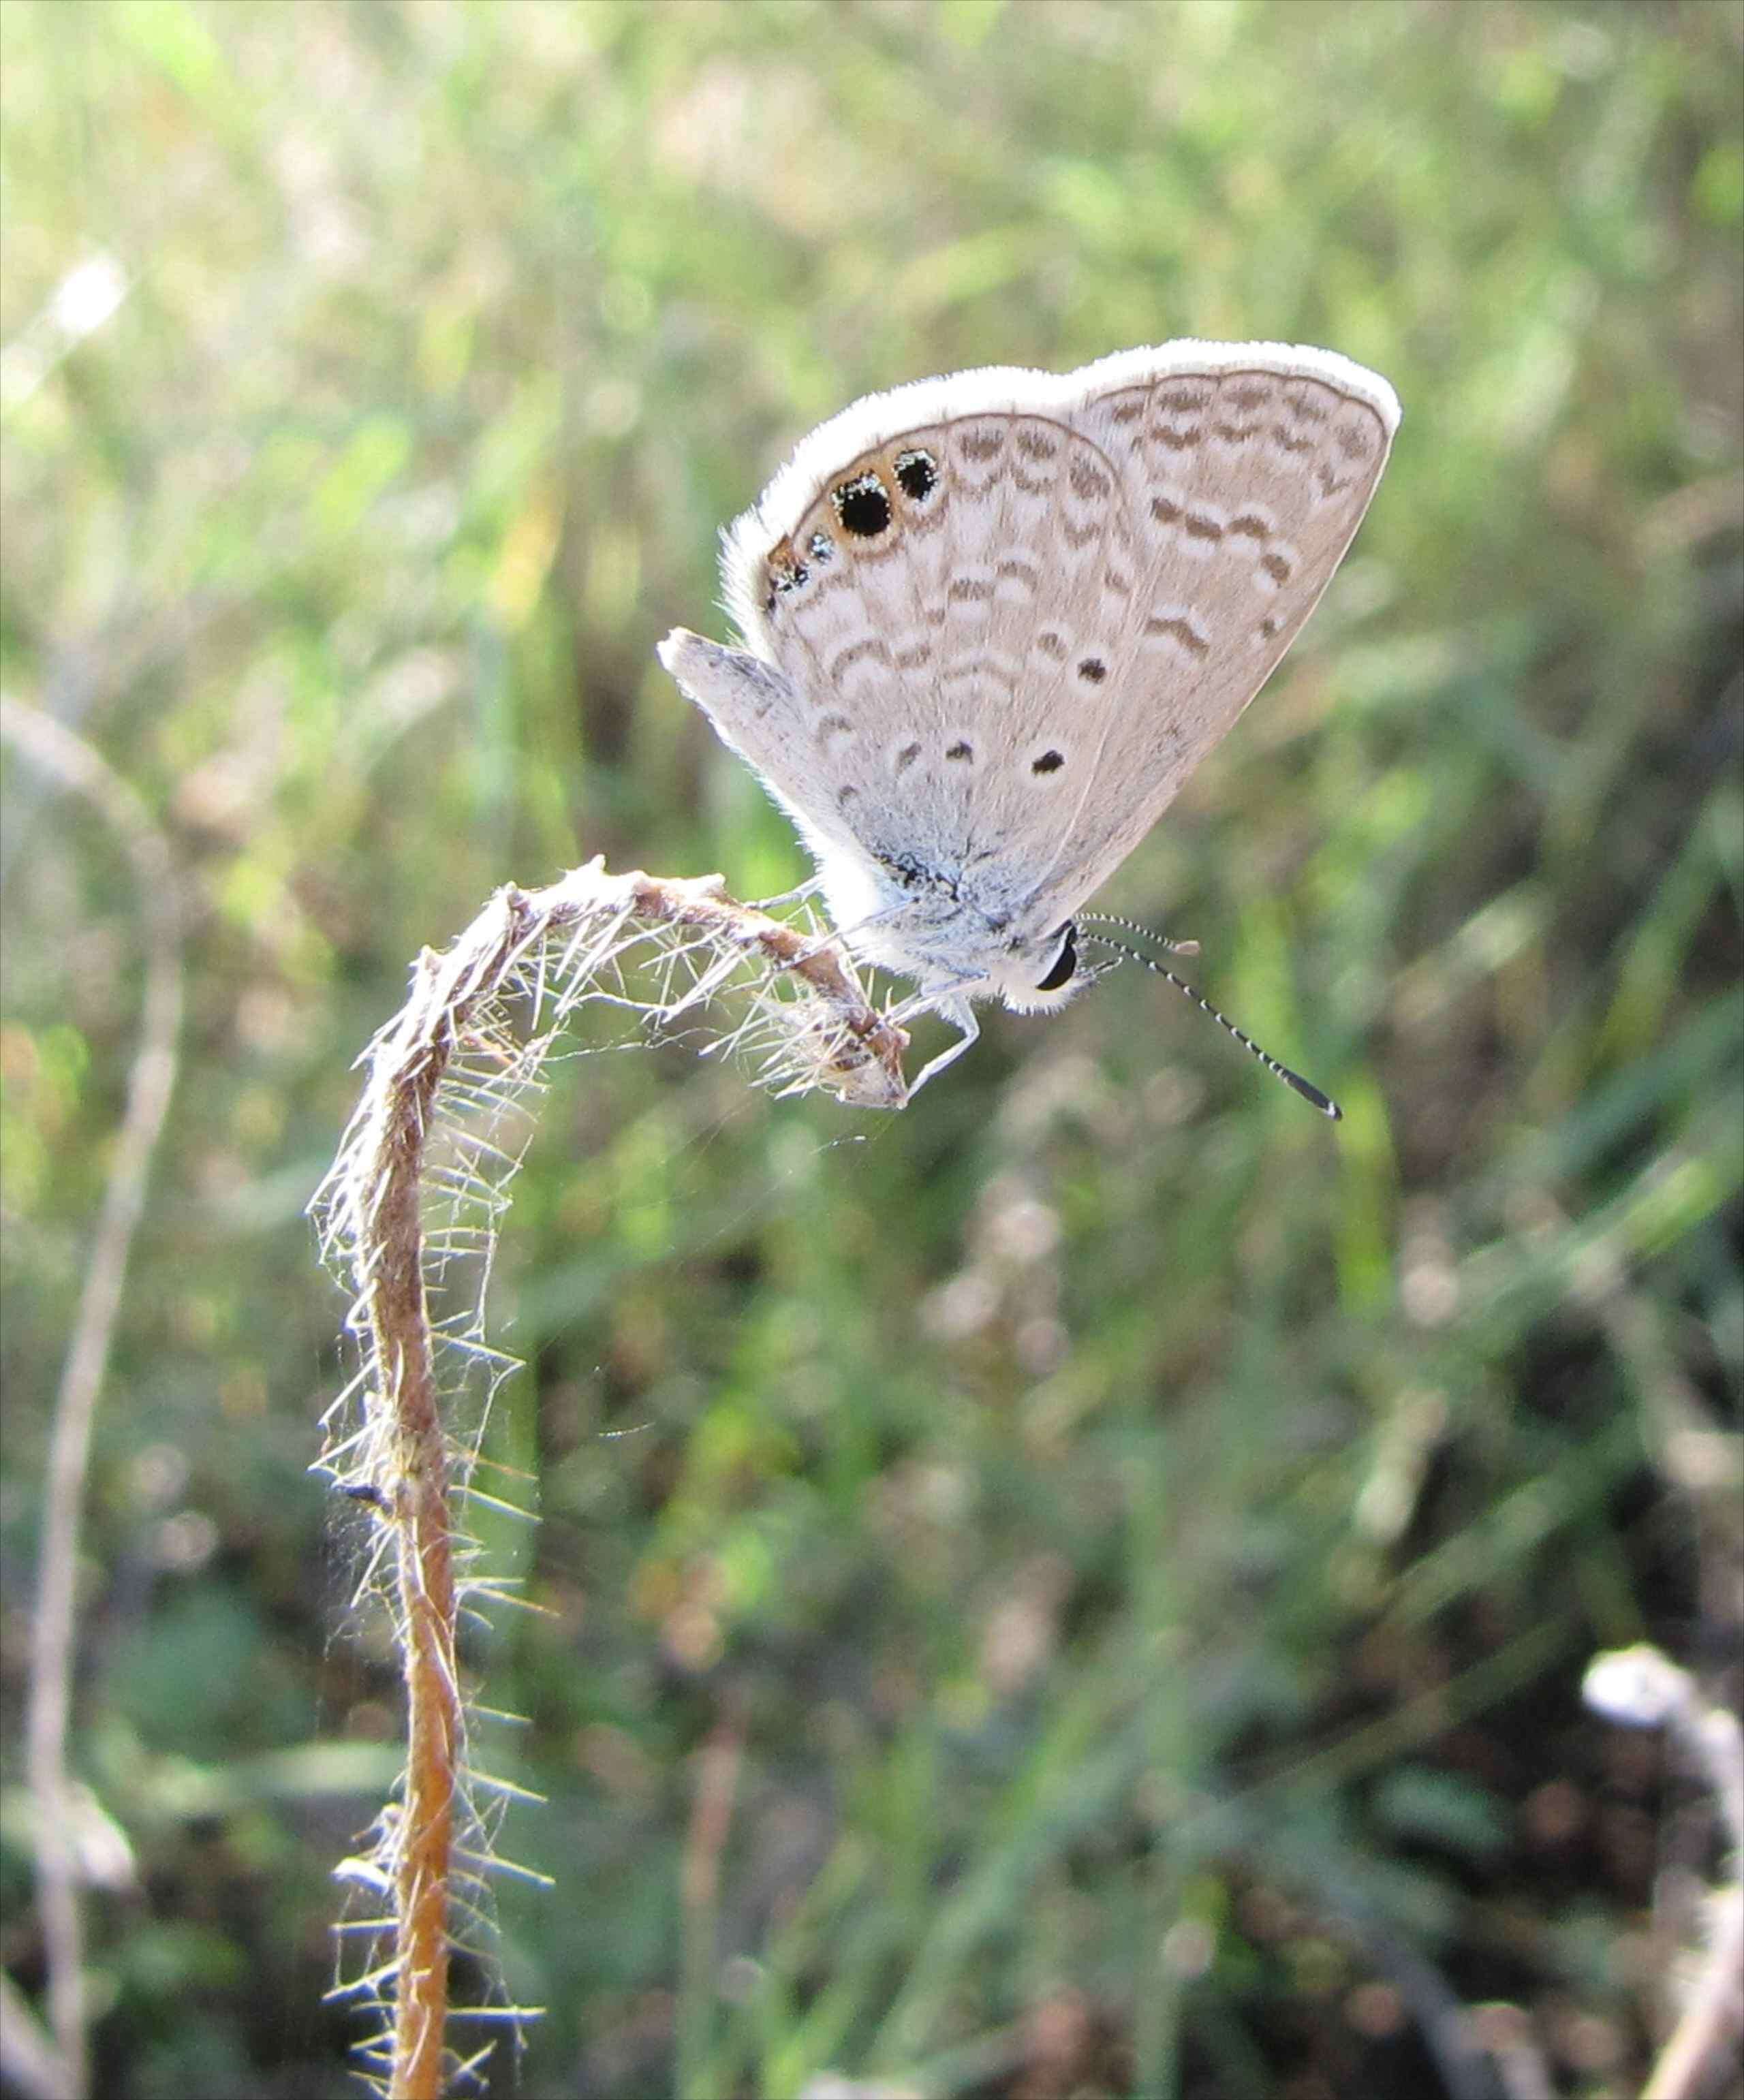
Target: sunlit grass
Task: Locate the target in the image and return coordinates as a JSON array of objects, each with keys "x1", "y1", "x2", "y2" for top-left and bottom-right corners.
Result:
[{"x1": 1, "y1": 2, "x2": 1738, "y2": 2094}]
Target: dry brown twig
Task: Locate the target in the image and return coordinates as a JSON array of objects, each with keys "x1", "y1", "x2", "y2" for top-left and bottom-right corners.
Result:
[
  {"x1": 1, "y1": 698, "x2": 184, "y2": 2100},
  {"x1": 309, "y1": 858, "x2": 908, "y2": 2096}
]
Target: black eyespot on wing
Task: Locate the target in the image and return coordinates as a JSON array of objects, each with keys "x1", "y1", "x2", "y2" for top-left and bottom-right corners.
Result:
[
  {"x1": 1077, "y1": 657, "x2": 1106, "y2": 683},
  {"x1": 834, "y1": 472, "x2": 892, "y2": 538},
  {"x1": 894, "y1": 449, "x2": 937, "y2": 502},
  {"x1": 1031, "y1": 749, "x2": 1065, "y2": 775},
  {"x1": 1036, "y1": 923, "x2": 1078, "y2": 993},
  {"x1": 945, "y1": 739, "x2": 973, "y2": 762}
]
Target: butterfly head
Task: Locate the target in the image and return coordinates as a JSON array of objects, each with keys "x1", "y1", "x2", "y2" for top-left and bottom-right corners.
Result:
[{"x1": 983, "y1": 920, "x2": 1083, "y2": 1015}]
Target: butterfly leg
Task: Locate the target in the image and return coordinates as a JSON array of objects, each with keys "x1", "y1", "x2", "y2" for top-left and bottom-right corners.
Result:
[{"x1": 903, "y1": 994, "x2": 980, "y2": 1095}]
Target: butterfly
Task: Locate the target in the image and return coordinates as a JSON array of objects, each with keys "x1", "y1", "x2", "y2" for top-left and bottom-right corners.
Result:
[{"x1": 660, "y1": 342, "x2": 1397, "y2": 1098}]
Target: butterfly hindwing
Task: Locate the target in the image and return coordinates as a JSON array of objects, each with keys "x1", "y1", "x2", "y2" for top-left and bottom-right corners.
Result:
[{"x1": 703, "y1": 408, "x2": 1142, "y2": 895}]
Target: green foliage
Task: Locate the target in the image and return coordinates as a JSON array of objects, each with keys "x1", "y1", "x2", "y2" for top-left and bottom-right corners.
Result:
[{"x1": 2, "y1": 2, "x2": 1738, "y2": 2095}]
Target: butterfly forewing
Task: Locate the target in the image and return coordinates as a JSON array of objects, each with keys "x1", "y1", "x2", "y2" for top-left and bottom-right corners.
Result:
[{"x1": 1032, "y1": 360, "x2": 1395, "y2": 914}]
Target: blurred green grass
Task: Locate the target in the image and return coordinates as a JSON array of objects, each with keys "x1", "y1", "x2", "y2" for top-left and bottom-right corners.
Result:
[{"x1": 1, "y1": 2, "x2": 1739, "y2": 2095}]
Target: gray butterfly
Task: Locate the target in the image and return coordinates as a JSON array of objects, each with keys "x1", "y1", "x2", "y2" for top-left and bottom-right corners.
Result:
[{"x1": 661, "y1": 341, "x2": 1397, "y2": 1094}]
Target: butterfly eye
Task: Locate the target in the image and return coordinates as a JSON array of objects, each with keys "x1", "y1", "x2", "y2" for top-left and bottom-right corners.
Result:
[{"x1": 1035, "y1": 922, "x2": 1078, "y2": 994}]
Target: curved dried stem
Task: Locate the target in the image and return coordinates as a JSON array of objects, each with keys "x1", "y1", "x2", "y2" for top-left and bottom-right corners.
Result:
[
  {"x1": 311, "y1": 858, "x2": 907, "y2": 2095},
  {"x1": 1, "y1": 698, "x2": 185, "y2": 2100}
]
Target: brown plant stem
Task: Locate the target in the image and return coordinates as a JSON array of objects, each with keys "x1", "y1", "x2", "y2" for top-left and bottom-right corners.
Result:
[
  {"x1": 320, "y1": 859, "x2": 905, "y2": 2095},
  {"x1": 352, "y1": 1001, "x2": 460, "y2": 2100}
]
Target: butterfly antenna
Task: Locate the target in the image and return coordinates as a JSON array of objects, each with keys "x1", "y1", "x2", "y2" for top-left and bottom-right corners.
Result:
[
  {"x1": 1079, "y1": 912, "x2": 1200, "y2": 958},
  {"x1": 1080, "y1": 934, "x2": 1341, "y2": 1120}
]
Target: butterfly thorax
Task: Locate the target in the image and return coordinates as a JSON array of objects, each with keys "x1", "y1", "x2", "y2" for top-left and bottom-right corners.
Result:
[{"x1": 811, "y1": 833, "x2": 1082, "y2": 1016}]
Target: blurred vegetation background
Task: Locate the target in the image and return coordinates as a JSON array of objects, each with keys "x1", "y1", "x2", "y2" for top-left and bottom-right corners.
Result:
[{"x1": 2, "y1": 3, "x2": 1740, "y2": 2097}]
